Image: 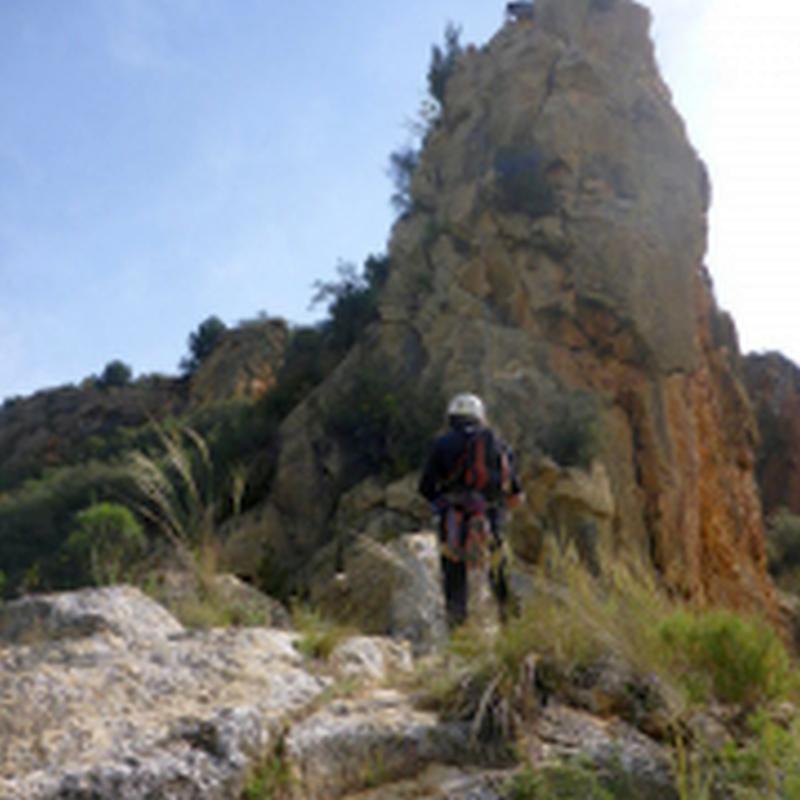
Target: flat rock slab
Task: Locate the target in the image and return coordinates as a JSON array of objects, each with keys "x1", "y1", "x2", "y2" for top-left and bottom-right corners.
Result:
[
  {"x1": 530, "y1": 704, "x2": 676, "y2": 799},
  {"x1": 0, "y1": 585, "x2": 184, "y2": 647},
  {"x1": 343, "y1": 764, "x2": 513, "y2": 799},
  {"x1": 286, "y1": 689, "x2": 471, "y2": 799}
]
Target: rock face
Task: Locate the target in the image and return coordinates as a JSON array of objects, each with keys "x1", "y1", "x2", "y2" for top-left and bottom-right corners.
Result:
[
  {"x1": 187, "y1": 318, "x2": 288, "y2": 407},
  {"x1": 241, "y1": 0, "x2": 775, "y2": 618},
  {"x1": 743, "y1": 351, "x2": 800, "y2": 518}
]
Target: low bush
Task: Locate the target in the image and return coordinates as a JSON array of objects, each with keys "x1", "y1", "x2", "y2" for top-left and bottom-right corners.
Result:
[
  {"x1": 97, "y1": 359, "x2": 133, "y2": 388},
  {"x1": 658, "y1": 609, "x2": 791, "y2": 708},
  {"x1": 324, "y1": 367, "x2": 444, "y2": 481},
  {"x1": 534, "y1": 389, "x2": 603, "y2": 469},
  {"x1": 494, "y1": 145, "x2": 555, "y2": 219},
  {"x1": 766, "y1": 508, "x2": 800, "y2": 585},
  {"x1": 67, "y1": 501, "x2": 146, "y2": 586},
  {"x1": 242, "y1": 736, "x2": 294, "y2": 800},
  {"x1": 505, "y1": 762, "x2": 613, "y2": 800},
  {"x1": 291, "y1": 605, "x2": 354, "y2": 661}
]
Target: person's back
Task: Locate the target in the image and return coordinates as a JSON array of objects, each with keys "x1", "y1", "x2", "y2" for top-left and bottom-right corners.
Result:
[{"x1": 419, "y1": 393, "x2": 522, "y2": 626}]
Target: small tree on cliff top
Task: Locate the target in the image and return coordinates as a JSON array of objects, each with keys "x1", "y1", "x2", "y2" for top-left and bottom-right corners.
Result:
[{"x1": 181, "y1": 315, "x2": 227, "y2": 375}]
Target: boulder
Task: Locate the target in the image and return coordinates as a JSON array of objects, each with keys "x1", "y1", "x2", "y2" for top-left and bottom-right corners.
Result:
[
  {"x1": 311, "y1": 532, "x2": 448, "y2": 656},
  {"x1": 0, "y1": 587, "x2": 327, "y2": 799},
  {"x1": 329, "y1": 636, "x2": 414, "y2": 685},
  {"x1": 525, "y1": 704, "x2": 676, "y2": 799},
  {"x1": 145, "y1": 570, "x2": 291, "y2": 629},
  {"x1": 285, "y1": 689, "x2": 470, "y2": 799}
]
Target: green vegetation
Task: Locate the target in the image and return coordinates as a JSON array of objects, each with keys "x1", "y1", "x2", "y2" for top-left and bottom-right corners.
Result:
[
  {"x1": 658, "y1": 609, "x2": 791, "y2": 708},
  {"x1": 494, "y1": 145, "x2": 556, "y2": 219},
  {"x1": 427, "y1": 22, "x2": 462, "y2": 107},
  {"x1": 386, "y1": 22, "x2": 463, "y2": 219},
  {"x1": 325, "y1": 366, "x2": 444, "y2": 482},
  {"x1": 0, "y1": 460, "x2": 133, "y2": 595},
  {"x1": 416, "y1": 553, "x2": 800, "y2": 796},
  {"x1": 67, "y1": 501, "x2": 146, "y2": 586},
  {"x1": 505, "y1": 762, "x2": 613, "y2": 800},
  {"x1": 98, "y1": 359, "x2": 133, "y2": 388},
  {"x1": 242, "y1": 737, "x2": 294, "y2": 800},
  {"x1": 388, "y1": 146, "x2": 419, "y2": 216},
  {"x1": 766, "y1": 508, "x2": 800, "y2": 590},
  {"x1": 534, "y1": 389, "x2": 603, "y2": 468},
  {"x1": 181, "y1": 314, "x2": 227, "y2": 375},
  {"x1": 291, "y1": 605, "x2": 354, "y2": 662},
  {"x1": 128, "y1": 424, "x2": 223, "y2": 574}
]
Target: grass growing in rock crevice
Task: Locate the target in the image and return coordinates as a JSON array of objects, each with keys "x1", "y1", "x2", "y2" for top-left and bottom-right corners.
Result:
[{"x1": 291, "y1": 605, "x2": 356, "y2": 662}]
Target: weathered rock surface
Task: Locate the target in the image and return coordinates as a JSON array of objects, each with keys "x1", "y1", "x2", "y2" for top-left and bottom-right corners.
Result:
[
  {"x1": 311, "y1": 532, "x2": 448, "y2": 655},
  {"x1": 328, "y1": 636, "x2": 414, "y2": 685},
  {"x1": 242, "y1": 0, "x2": 776, "y2": 621},
  {"x1": 187, "y1": 318, "x2": 288, "y2": 407},
  {"x1": 0, "y1": 587, "x2": 326, "y2": 799},
  {"x1": 286, "y1": 690, "x2": 470, "y2": 799},
  {"x1": 0, "y1": 585, "x2": 684, "y2": 799},
  {"x1": 743, "y1": 351, "x2": 800, "y2": 517},
  {"x1": 145, "y1": 570, "x2": 292, "y2": 629},
  {"x1": 526, "y1": 704, "x2": 676, "y2": 799},
  {"x1": 342, "y1": 765, "x2": 510, "y2": 800}
]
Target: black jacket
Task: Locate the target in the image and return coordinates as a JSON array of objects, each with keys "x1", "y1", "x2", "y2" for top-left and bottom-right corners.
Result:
[{"x1": 419, "y1": 421, "x2": 520, "y2": 506}]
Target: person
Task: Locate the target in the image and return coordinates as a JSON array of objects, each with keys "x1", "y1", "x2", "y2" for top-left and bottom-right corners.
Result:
[{"x1": 419, "y1": 392, "x2": 523, "y2": 627}]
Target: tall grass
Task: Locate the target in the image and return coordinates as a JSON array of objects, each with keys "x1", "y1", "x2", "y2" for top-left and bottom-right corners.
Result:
[
  {"x1": 418, "y1": 550, "x2": 796, "y2": 756},
  {"x1": 128, "y1": 424, "x2": 216, "y2": 574},
  {"x1": 128, "y1": 424, "x2": 259, "y2": 627}
]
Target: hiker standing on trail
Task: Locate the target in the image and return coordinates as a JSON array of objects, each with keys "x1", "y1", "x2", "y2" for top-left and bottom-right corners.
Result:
[{"x1": 419, "y1": 393, "x2": 523, "y2": 628}]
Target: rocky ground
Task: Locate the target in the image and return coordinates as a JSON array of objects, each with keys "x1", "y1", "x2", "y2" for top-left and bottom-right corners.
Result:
[{"x1": 0, "y1": 572, "x2": 677, "y2": 799}]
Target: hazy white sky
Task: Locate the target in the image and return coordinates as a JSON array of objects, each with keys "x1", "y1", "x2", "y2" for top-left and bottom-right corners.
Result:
[{"x1": 1, "y1": 0, "x2": 799, "y2": 401}]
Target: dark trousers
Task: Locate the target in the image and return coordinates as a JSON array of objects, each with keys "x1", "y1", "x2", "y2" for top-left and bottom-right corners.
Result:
[{"x1": 440, "y1": 543, "x2": 509, "y2": 628}]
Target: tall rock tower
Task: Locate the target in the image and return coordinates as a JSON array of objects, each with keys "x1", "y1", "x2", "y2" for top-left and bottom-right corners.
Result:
[{"x1": 239, "y1": 0, "x2": 775, "y2": 618}]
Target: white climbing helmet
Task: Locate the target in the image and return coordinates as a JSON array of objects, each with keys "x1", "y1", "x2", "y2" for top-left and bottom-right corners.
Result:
[{"x1": 447, "y1": 392, "x2": 486, "y2": 423}]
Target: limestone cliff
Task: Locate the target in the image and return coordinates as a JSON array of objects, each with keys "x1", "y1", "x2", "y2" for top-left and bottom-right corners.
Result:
[
  {"x1": 187, "y1": 318, "x2": 288, "y2": 408},
  {"x1": 237, "y1": 0, "x2": 775, "y2": 618}
]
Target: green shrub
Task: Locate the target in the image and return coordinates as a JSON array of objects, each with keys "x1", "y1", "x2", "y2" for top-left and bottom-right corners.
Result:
[
  {"x1": 715, "y1": 711, "x2": 800, "y2": 799},
  {"x1": 242, "y1": 737, "x2": 294, "y2": 799},
  {"x1": 67, "y1": 501, "x2": 146, "y2": 585},
  {"x1": 311, "y1": 258, "x2": 387, "y2": 353},
  {"x1": 427, "y1": 22, "x2": 462, "y2": 107},
  {"x1": 325, "y1": 367, "x2": 444, "y2": 481},
  {"x1": 505, "y1": 762, "x2": 612, "y2": 800},
  {"x1": 98, "y1": 359, "x2": 133, "y2": 388},
  {"x1": 291, "y1": 605, "x2": 354, "y2": 661},
  {"x1": 180, "y1": 315, "x2": 227, "y2": 374},
  {"x1": 0, "y1": 460, "x2": 133, "y2": 593},
  {"x1": 494, "y1": 145, "x2": 555, "y2": 218},
  {"x1": 658, "y1": 609, "x2": 791, "y2": 707},
  {"x1": 534, "y1": 390, "x2": 603, "y2": 468},
  {"x1": 766, "y1": 508, "x2": 800, "y2": 580},
  {"x1": 388, "y1": 147, "x2": 419, "y2": 216}
]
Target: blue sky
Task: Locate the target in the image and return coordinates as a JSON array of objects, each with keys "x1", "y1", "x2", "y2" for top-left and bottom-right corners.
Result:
[{"x1": 2, "y1": 1, "x2": 799, "y2": 400}]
